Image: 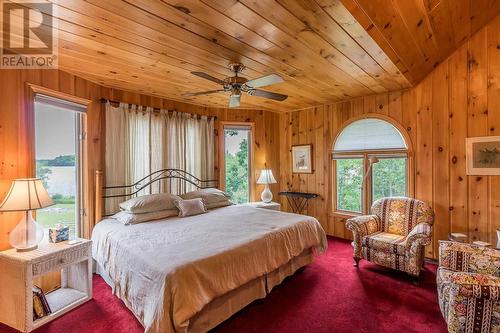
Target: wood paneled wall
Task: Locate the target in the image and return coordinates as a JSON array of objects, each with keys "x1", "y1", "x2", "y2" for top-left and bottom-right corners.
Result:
[
  {"x1": 0, "y1": 69, "x2": 279, "y2": 250},
  {"x1": 1, "y1": 16, "x2": 497, "y2": 257},
  {"x1": 279, "y1": 16, "x2": 500, "y2": 259}
]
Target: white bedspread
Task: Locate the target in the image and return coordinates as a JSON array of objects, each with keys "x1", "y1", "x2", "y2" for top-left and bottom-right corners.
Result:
[{"x1": 92, "y1": 205, "x2": 327, "y2": 333}]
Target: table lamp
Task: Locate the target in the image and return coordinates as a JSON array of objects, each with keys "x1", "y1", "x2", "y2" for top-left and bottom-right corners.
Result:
[
  {"x1": 257, "y1": 169, "x2": 277, "y2": 203},
  {"x1": 0, "y1": 178, "x2": 54, "y2": 251}
]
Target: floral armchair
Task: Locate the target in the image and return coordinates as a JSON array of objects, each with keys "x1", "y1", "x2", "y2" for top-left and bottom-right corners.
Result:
[
  {"x1": 346, "y1": 197, "x2": 434, "y2": 277},
  {"x1": 438, "y1": 241, "x2": 500, "y2": 333}
]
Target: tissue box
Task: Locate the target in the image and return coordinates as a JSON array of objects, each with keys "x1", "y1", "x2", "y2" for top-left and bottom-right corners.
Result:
[{"x1": 49, "y1": 226, "x2": 69, "y2": 243}]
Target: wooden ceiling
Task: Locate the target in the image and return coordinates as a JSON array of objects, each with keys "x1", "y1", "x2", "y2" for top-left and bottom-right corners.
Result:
[
  {"x1": 13, "y1": 0, "x2": 499, "y2": 111},
  {"x1": 343, "y1": 0, "x2": 500, "y2": 83}
]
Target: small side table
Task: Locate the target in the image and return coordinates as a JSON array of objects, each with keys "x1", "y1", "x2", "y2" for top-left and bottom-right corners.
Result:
[
  {"x1": 278, "y1": 191, "x2": 319, "y2": 214},
  {"x1": 245, "y1": 201, "x2": 281, "y2": 211},
  {"x1": 0, "y1": 239, "x2": 92, "y2": 332},
  {"x1": 449, "y1": 232, "x2": 500, "y2": 249}
]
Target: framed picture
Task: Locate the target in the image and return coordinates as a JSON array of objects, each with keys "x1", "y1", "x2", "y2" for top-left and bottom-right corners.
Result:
[
  {"x1": 292, "y1": 144, "x2": 313, "y2": 174},
  {"x1": 466, "y1": 136, "x2": 500, "y2": 175}
]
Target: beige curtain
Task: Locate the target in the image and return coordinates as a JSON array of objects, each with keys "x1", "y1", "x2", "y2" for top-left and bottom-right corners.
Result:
[
  {"x1": 150, "y1": 111, "x2": 215, "y2": 194},
  {"x1": 150, "y1": 110, "x2": 167, "y2": 193},
  {"x1": 105, "y1": 103, "x2": 214, "y2": 213},
  {"x1": 105, "y1": 103, "x2": 129, "y2": 215},
  {"x1": 127, "y1": 105, "x2": 151, "y2": 197}
]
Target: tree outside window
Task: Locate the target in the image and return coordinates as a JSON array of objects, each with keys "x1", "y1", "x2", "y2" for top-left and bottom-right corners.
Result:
[
  {"x1": 333, "y1": 118, "x2": 409, "y2": 214},
  {"x1": 224, "y1": 127, "x2": 251, "y2": 204}
]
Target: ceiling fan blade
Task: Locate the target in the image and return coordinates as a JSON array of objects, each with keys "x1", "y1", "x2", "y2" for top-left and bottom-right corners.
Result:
[
  {"x1": 182, "y1": 89, "x2": 224, "y2": 97},
  {"x1": 229, "y1": 94, "x2": 241, "y2": 108},
  {"x1": 245, "y1": 74, "x2": 284, "y2": 88},
  {"x1": 248, "y1": 89, "x2": 288, "y2": 101},
  {"x1": 191, "y1": 71, "x2": 225, "y2": 85}
]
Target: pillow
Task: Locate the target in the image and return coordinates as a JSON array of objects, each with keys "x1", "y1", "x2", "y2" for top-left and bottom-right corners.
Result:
[
  {"x1": 180, "y1": 188, "x2": 231, "y2": 205},
  {"x1": 119, "y1": 193, "x2": 181, "y2": 214},
  {"x1": 111, "y1": 209, "x2": 178, "y2": 225},
  {"x1": 174, "y1": 198, "x2": 207, "y2": 217},
  {"x1": 205, "y1": 200, "x2": 234, "y2": 210}
]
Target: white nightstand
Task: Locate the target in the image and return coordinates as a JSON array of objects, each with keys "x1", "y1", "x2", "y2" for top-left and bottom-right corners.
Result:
[
  {"x1": 245, "y1": 201, "x2": 281, "y2": 211},
  {"x1": 0, "y1": 239, "x2": 92, "y2": 332}
]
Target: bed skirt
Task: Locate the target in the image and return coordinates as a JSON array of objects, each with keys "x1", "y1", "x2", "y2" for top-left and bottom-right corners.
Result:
[{"x1": 94, "y1": 247, "x2": 314, "y2": 333}]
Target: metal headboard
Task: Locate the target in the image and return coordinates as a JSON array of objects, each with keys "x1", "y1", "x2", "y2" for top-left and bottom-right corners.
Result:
[{"x1": 94, "y1": 169, "x2": 218, "y2": 221}]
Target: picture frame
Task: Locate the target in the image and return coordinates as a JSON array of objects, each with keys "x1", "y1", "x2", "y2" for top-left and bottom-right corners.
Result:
[
  {"x1": 292, "y1": 144, "x2": 313, "y2": 174},
  {"x1": 466, "y1": 136, "x2": 500, "y2": 175}
]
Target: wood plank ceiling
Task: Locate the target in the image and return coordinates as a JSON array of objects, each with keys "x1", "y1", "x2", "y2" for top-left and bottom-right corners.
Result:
[
  {"x1": 22, "y1": 0, "x2": 500, "y2": 111},
  {"x1": 342, "y1": 0, "x2": 500, "y2": 83}
]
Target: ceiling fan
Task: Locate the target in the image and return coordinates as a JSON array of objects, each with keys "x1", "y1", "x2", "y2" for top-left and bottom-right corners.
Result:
[{"x1": 182, "y1": 63, "x2": 288, "y2": 108}]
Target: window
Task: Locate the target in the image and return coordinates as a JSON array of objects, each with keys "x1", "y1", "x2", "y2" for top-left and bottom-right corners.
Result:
[
  {"x1": 371, "y1": 156, "x2": 407, "y2": 202},
  {"x1": 333, "y1": 118, "x2": 409, "y2": 214},
  {"x1": 222, "y1": 124, "x2": 253, "y2": 204},
  {"x1": 34, "y1": 94, "x2": 86, "y2": 238},
  {"x1": 336, "y1": 158, "x2": 363, "y2": 212}
]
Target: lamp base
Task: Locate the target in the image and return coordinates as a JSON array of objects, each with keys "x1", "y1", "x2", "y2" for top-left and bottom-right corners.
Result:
[
  {"x1": 9, "y1": 211, "x2": 44, "y2": 252},
  {"x1": 261, "y1": 184, "x2": 273, "y2": 203},
  {"x1": 16, "y1": 244, "x2": 39, "y2": 252}
]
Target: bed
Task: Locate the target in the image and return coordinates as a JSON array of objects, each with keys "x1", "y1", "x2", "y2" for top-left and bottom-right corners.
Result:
[{"x1": 92, "y1": 169, "x2": 327, "y2": 333}]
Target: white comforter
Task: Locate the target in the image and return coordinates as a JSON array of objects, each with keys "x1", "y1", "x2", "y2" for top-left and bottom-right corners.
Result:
[{"x1": 92, "y1": 205, "x2": 327, "y2": 333}]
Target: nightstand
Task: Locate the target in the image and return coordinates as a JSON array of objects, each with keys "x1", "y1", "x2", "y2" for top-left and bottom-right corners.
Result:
[
  {"x1": 0, "y1": 239, "x2": 92, "y2": 332},
  {"x1": 245, "y1": 201, "x2": 281, "y2": 211}
]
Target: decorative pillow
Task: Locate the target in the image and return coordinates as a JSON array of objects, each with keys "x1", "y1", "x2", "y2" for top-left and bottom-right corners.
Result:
[
  {"x1": 119, "y1": 193, "x2": 181, "y2": 214},
  {"x1": 205, "y1": 200, "x2": 234, "y2": 210},
  {"x1": 180, "y1": 188, "x2": 231, "y2": 205},
  {"x1": 174, "y1": 198, "x2": 207, "y2": 217},
  {"x1": 112, "y1": 209, "x2": 178, "y2": 225}
]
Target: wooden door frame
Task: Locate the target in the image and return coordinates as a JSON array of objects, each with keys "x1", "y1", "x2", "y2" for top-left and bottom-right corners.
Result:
[{"x1": 218, "y1": 121, "x2": 255, "y2": 201}]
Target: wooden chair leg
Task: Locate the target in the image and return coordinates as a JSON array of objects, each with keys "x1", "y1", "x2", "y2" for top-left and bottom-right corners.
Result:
[{"x1": 353, "y1": 257, "x2": 360, "y2": 267}]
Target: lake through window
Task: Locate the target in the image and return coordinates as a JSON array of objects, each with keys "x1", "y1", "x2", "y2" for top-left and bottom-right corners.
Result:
[{"x1": 34, "y1": 95, "x2": 86, "y2": 238}]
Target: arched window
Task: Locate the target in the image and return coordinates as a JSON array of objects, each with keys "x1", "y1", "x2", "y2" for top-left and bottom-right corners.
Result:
[{"x1": 333, "y1": 117, "x2": 409, "y2": 214}]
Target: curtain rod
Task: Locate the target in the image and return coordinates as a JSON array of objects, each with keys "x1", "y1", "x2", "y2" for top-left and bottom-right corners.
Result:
[{"x1": 99, "y1": 98, "x2": 217, "y2": 120}]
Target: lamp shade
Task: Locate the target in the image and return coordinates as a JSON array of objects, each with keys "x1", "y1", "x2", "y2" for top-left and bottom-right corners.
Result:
[
  {"x1": 257, "y1": 169, "x2": 277, "y2": 185},
  {"x1": 0, "y1": 178, "x2": 54, "y2": 212}
]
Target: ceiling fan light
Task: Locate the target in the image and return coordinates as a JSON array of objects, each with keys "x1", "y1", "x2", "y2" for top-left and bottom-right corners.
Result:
[{"x1": 188, "y1": 63, "x2": 287, "y2": 105}]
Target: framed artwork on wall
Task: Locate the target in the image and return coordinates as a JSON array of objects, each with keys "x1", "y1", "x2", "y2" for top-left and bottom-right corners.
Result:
[
  {"x1": 292, "y1": 144, "x2": 313, "y2": 174},
  {"x1": 466, "y1": 136, "x2": 500, "y2": 175}
]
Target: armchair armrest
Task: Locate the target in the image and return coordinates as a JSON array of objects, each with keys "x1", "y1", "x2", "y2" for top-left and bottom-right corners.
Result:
[
  {"x1": 346, "y1": 215, "x2": 380, "y2": 260},
  {"x1": 439, "y1": 240, "x2": 500, "y2": 275},
  {"x1": 449, "y1": 271, "x2": 500, "y2": 300},
  {"x1": 406, "y1": 222, "x2": 432, "y2": 247},
  {"x1": 346, "y1": 215, "x2": 380, "y2": 237}
]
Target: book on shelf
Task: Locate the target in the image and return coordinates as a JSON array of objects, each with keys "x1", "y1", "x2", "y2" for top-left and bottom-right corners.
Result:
[
  {"x1": 32, "y1": 294, "x2": 44, "y2": 320},
  {"x1": 32, "y1": 286, "x2": 52, "y2": 320}
]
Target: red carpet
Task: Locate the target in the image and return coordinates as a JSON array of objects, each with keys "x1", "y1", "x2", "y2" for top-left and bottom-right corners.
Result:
[{"x1": 0, "y1": 237, "x2": 447, "y2": 333}]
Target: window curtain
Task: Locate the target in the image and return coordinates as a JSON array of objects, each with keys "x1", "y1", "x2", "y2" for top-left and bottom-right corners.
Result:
[{"x1": 105, "y1": 103, "x2": 214, "y2": 214}]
